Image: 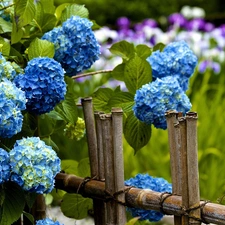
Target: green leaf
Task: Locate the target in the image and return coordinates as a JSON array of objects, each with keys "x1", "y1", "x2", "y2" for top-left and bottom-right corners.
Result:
[
  {"x1": 61, "y1": 193, "x2": 93, "y2": 219},
  {"x1": 25, "y1": 192, "x2": 38, "y2": 209},
  {"x1": 61, "y1": 4, "x2": 89, "y2": 22},
  {"x1": 14, "y1": 0, "x2": 36, "y2": 28},
  {"x1": 11, "y1": 20, "x2": 23, "y2": 44},
  {"x1": 55, "y1": 3, "x2": 70, "y2": 20},
  {"x1": 153, "y1": 42, "x2": 165, "y2": 52},
  {"x1": 124, "y1": 112, "x2": 151, "y2": 153},
  {"x1": 0, "y1": 37, "x2": 10, "y2": 56},
  {"x1": 0, "y1": 182, "x2": 26, "y2": 225},
  {"x1": 111, "y1": 63, "x2": 125, "y2": 81},
  {"x1": 126, "y1": 217, "x2": 141, "y2": 225},
  {"x1": 28, "y1": 38, "x2": 55, "y2": 60},
  {"x1": 92, "y1": 88, "x2": 114, "y2": 113},
  {"x1": 61, "y1": 159, "x2": 79, "y2": 175},
  {"x1": 35, "y1": 0, "x2": 55, "y2": 14},
  {"x1": 109, "y1": 92, "x2": 134, "y2": 112},
  {"x1": 109, "y1": 40, "x2": 135, "y2": 60},
  {"x1": 0, "y1": 18, "x2": 12, "y2": 33},
  {"x1": 77, "y1": 158, "x2": 90, "y2": 178},
  {"x1": 124, "y1": 55, "x2": 152, "y2": 94},
  {"x1": 135, "y1": 44, "x2": 152, "y2": 59},
  {"x1": 42, "y1": 136, "x2": 59, "y2": 152},
  {"x1": 23, "y1": 212, "x2": 34, "y2": 224}
]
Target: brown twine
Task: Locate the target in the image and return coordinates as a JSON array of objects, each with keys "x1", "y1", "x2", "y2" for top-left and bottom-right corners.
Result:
[
  {"x1": 76, "y1": 176, "x2": 98, "y2": 196},
  {"x1": 159, "y1": 192, "x2": 174, "y2": 214}
]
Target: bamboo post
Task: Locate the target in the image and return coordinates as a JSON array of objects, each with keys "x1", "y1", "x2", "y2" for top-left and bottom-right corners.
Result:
[
  {"x1": 111, "y1": 108, "x2": 126, "y2": 224},
  {"x1": 186, "y1": 112, "x2": 201, "y2": 225},
  {"x1": 55, "y1": 173, "x2": 225, "y2": 225},
  {"x1": 81, "y1": 98, "x2": 103, "y2": 225},
  {"x1": 94, "y1": 111, "x2": 106, "y2": 224},
  {"x1": 179, "y1": 117, "x2": 189, "y2": 225},
  {"x1": 100, "y1": 114, "x2": 117, "y2": 225},
  {"x1": 165, "y1": 110, "x2": 182, "y2": 225}
]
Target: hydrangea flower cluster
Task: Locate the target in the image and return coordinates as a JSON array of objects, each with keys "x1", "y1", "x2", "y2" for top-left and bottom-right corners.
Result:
[
  {"x1": 36, "y1": 218, "x2": 63, "y2": 225},
  {"x1": 0, "y1": 148, "x2": 11, "y2": 184},
  {"x1": 14, "y1": 57, "x2": 66, "y2": 115},
  {"x1": 133, "y1": 76, "x2": 191, "y2": 129},
  {"x1": 42, "y1": 16, "x2": 100, "y2": 76},
  {"x1": 0, "y1": 78, "x2": 26, "y2": 138},
  {"x1": 147, "y1": 41, "x2": 198, "y2": 91},
  {"x1": 64, "y1": 117, "x2": 86, "y2": 140},
  {"x1": 9, "y1": 137, "x2": 61, "y2": 194},
  {"x1": 0, "y1": 53, "x2": 23, "y2": 81},
  {"x1": 125, "y1": 173, "x2": 172, "y2": 222}
]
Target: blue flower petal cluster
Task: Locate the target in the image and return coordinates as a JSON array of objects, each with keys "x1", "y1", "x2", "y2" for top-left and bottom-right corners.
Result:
[
  {"x1": 14, "y1": 57, "x2": 66, "y2": 115},
  {"x1": 36, "y1": 218, "x2": 63, "y2": 225},
  {"x1": 125, "y1": 173, "x2": 172, "y2": 222},
  {"x1": 42, "y1": 16, "x2": 100, "y2": 76},
  {"x1": 133, "y1": 76, "x2": 191, "y2": 129},
  {"x1": 0, "y1": 53, "x2": 23, "y2": 81},
  {"x1": 0, "y1": 78, "x2": 26, "y2": 138},
  {"x1": 147, "y1": 40, "x2": 198, "y2": 91},
  {"x1": 0, "y1": 148, "x2": 11, "y2": 184},
  {"x1": 9, "y1": 137, "x2": 61, "y2": 194}
]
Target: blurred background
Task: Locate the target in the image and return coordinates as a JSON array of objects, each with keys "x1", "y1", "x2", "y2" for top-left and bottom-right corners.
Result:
[{"x1": 53, "y1": 0, "x2": 225, "y2": 207}]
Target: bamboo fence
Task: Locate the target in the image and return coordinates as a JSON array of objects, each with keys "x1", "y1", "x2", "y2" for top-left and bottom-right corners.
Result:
[{"x1": 53, "y1": 98, "x2": 225, "y2": 225}]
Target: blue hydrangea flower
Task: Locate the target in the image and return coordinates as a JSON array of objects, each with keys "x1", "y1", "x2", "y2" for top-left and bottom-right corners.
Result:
[
  {"x1": 0, "y1": 78, "x2": 26, "y2": 138},
  {"x1": 9, "y1": 137, "x2": 61, "y2": 194},
  {"x1": 147, "y1": 41, "x2": 198, "y2": 91},
  {"x1": 133, "y1": 76, "x2": 191, "y2": 129},
  {"x1": 36, "y1": 218, "x2": 63, "y2": 225},
  {"x1": 42, "y1": 16, "x2": 100, "y2": 76},
  {"x1": 125, "y1": 173, "x2": 172, "y2": 222},
  {"x1": 14, "y1": 57, "x2": 66, "y2": 115},
  {"x1": 0, "y1": 53, "x2": 23, "y2": 81},
  {"x1": 0, "y1": 148, "x2": 11, "y2": 184}
]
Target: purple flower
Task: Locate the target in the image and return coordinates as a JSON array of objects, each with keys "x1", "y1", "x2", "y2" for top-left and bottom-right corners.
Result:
[
  {"x1": 168, "y1": 13, "x2": 187, "y2": 28},
  {"x1": 198, "y1": 60, "x2": 221, "y2": 74},
  {"x1": 116, "y1": 17, "x2": 130, "y2": 30},
  {"x1": 185, "y1": 18, "x2": 206, "y2": 31}
]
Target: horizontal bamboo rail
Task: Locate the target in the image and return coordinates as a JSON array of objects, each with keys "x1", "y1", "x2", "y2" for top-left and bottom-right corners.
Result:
[{"x1": 55, "y1": 173, "x2": 225, "y2": 225}]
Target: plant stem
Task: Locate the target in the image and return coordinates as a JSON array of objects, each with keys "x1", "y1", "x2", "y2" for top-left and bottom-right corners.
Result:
[{"x1": 71, "y1": 69, "x2": 112, "y2": 79}]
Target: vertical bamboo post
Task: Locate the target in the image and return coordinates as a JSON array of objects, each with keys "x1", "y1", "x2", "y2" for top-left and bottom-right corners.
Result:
[
  {"x1": 111, "y1": 108, "x2": 127, "y2": 225},
  {"x1": 31, "y1": 195, "x2": 46, "y2": 221},
  {"x1": 81, "y1": 98, "x2": 103, "y2": 225},
  {"x1": 179, "y1": 117, "x2": 189, "y2": 225},
  {"x1": 186, "y1": 112, "x2": 201, "y2": 225},
  {"x1": 94, "y1": 111, "x2": 106, "y2": 224},
  {"x1": 165, "y1": 110, "x2": 182, "y2": 225},
  {"x1": 100, "y1": 114, "x2": 117, "y2": 225}
]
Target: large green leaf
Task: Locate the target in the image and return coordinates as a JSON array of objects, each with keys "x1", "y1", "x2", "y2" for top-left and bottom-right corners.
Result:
[
  {"x1": 77, "y1": 158, "x2": 90, "y2": 178},
  {"x1": 135, "y1": 44, "x2": 152, "y2": 59},
  {"x1": 92, "y1": 88, "x2": 115, "y2": 113},
  {"x1": 61, "y1": 194, "x2": 93, "y2": 219},
  {"x1": 14, "y1": 0, "x2": 36, "y2": 28},
  {"x1": 61, "y1": 4, "x2": 89, "y2": 22},
  {"x1": 0, "y1": 182, "x2": 26, "y2": 225},
  {"x1": 124, "y1": 55, "x2": 152, "y2": 94},
  {"x1": 0, "y1": 37, "x2": 10, "y2": 56},
  {"x1": 109, "y1": 92, "x2": 134, "y2": 112},
  {"x1": 111, "y1": 63, "x2": 125, "y2": 81},
  {"x1": 0, "y1": 18, "x2": 12, "y2": 33},
  {"x1": 11, "y1": 20, "x2": 23, "y2": 44},
  {"x1": 61, "y1": 159, "x2": 79, "y2": 175},
  {"x1": 109, "y1": 40, "x2": 135, "y2": 60},
  {"x1": 123, "y1": 112, "x2": 151, "y2": 153},
  {"x1": 28, "y1": 38, "x2": 55, "y2": 60}
]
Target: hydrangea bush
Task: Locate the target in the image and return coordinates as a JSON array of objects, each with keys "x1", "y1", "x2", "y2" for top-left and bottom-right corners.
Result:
[
  {"x1": 36, "y1": 218, "x2": 63, "y2": 225},
  {"x1": 0, "y1": 0, "x2": 199, "y2": 224}
]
